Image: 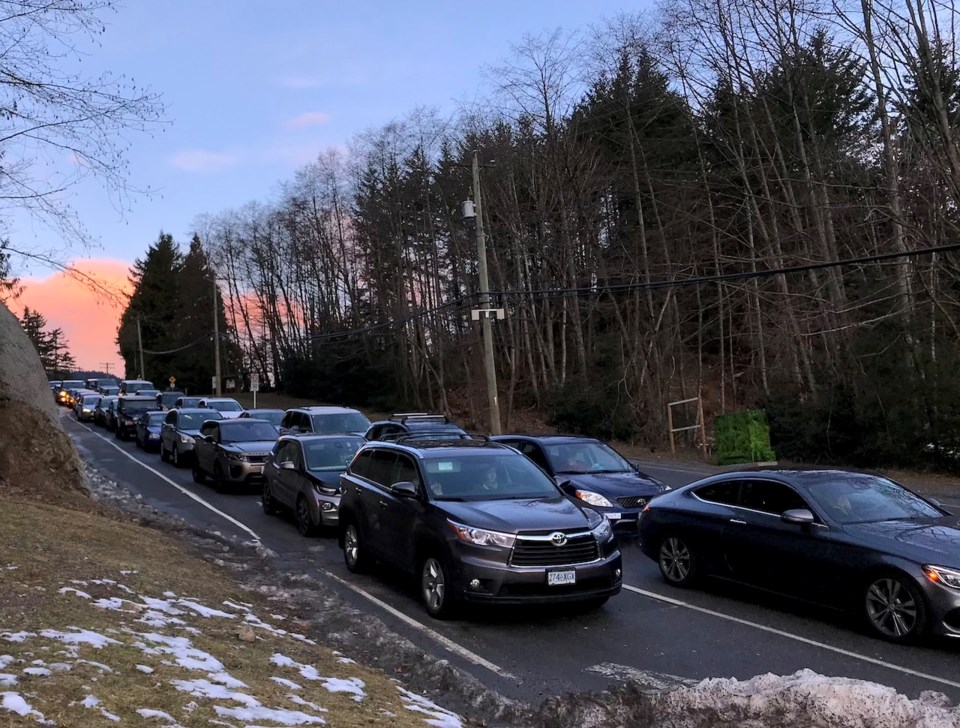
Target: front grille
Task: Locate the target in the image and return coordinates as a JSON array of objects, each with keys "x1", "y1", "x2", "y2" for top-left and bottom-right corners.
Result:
[
  {"x1": 511, "y1": 533, "x2": 599, "y2": 566},
  {"x1": 247, "y1": 455, "x2": 268, "y2": 464},
  {"x1": 617, "y1": 496, "x2": 648, "y2": 509}
]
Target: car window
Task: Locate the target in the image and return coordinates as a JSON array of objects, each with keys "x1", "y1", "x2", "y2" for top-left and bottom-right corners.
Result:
[
  {"x1": 303, "y1": 438, "x2": 363, "y2": 471},
  {"x1": 695, "y1": 481, "x2": 740, "y2": 505},
  {"x1": 545, "y1": 441, "x2": 634, "y2": 474},
  {"x1": 423, "y1": 453, "x2": 558, "y2": 500},
  {"x1": 165, "y1": 411, "x2": 177, "y2": 425},
  {"x1": 368, "y1": 450, "x2": 398, "y2": 486},
  {"x1": 199, "y1": 422, "x2": 218, "y2": 438},
  {"x1": 805, "y1": 474, "x2": 942, "y2": 524},
  {"x1": 512, "y1": 441, "x2": 550, "y2": 471},
  {"x1": 350, "y1": 450, "x2": 374, "y2": 479},
  {"x1": 275, "y1": 441, "x2": 299, "y2": 466},
  {"x1": 739, "y1": 480, "x2": 809, "y2": 516},
  {"x1": 392, "y1": 454, "x2": 421, "y2": 489}
]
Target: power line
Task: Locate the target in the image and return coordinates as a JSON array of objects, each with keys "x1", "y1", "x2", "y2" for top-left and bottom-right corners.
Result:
[
  {"x1": 304, "y1": 242, "x2": 960, "y2": 342},
  {"x1": 141, "y1": 334, "x2": 214, "y2": 356}
]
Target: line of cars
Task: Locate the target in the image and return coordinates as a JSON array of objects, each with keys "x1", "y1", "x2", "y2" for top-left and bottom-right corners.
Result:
[{"x1": 55, "y1": 385, "x2": 960, "y2": 641}]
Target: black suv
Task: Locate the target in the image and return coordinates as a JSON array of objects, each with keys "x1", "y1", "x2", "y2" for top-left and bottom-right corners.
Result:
[
  {"x1": 338, "y1": 440, "x2": 622, "y2": 618},
  {"x1": 114, "y1": 396, "x2": 160, "y2": 440},
  {"x1": 364, "y1": 413, "x2": 467, "y2": 442}
]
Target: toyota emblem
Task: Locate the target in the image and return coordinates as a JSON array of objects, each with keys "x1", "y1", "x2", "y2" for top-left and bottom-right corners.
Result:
[{"x1": 550, "y1": 532, "x2": 567, "y2": 547}]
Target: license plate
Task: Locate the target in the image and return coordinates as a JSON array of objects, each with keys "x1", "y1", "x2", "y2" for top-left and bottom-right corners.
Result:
[
  {"x1": 547, "y1": 570, "x2": 576, "y2": 586},
  {"x1": 606, "y1": 512, "x2": 621, "y2": 520}
]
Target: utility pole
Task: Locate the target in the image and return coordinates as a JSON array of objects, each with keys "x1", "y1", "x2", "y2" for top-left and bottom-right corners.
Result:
[
  {"x1": 52, "y1": 330, "x2": 60, "y2": 378},
  {"x1": 136, "y1": 316, "x2": 145, "y2": 380},
  {"x1": 99, "y1": 362, "x2": 112, "y2": 375},
  {"x1": 213, "y1": 279, "x2": 222, "y2": 397},
  {"x1": 471, "y1": 150, "x2": 502, "y2": 434}
]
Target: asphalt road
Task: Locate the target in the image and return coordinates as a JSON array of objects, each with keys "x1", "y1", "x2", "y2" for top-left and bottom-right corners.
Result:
[{"x1": 63, "y1": 414, "x2": 960, "y2": 706}]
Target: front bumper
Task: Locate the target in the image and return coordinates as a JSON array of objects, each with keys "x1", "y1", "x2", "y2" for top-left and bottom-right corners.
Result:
[
  {"x1": 309, "y1": 493, "x2": 341, "y2": 527},
  {"x1": 221, "y1": 459, "x2": 266, "y2": 484},
  {"x1": 454, "y1": 547, "x2": 623, "y2": 605},
  {"x1": 916, "y1": 572, "x2": 960, "y2": 638}
]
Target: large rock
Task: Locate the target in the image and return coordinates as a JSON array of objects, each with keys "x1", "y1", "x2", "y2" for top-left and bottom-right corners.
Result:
[{"x1": 0, "y1": 300, "x2": 90, "y2": 507}]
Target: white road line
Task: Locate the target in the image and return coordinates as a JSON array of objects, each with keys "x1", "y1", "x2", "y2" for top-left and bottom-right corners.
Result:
[
  {"x1": 622, "y1": 584, "x2": 960, "y2": 691},
  {"x1": 318, "y1": 566, "x2": 516, "y2": 680},
  {"x1": 67, "y1": 419, "x2": 262, "y2": 545},
  {"x1": 67, "y1": 418, "x2": 513, "y2": 680}
]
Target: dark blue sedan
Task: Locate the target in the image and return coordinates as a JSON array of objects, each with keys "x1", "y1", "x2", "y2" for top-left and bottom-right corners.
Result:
[
  {"x1": 491, "y1": 435, "x2": 669, "y2": 530},
  {"x1": 638, "y1": 469, "x2": 960, "y2": 643},
  {"x1": 134, "y1": 411, "x2": 166, "y2": 452}
]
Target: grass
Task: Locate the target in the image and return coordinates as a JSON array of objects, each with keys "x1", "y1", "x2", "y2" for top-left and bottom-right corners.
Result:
[{"x1": 0, "y1": 498, "x2": 456, "y2": 727}]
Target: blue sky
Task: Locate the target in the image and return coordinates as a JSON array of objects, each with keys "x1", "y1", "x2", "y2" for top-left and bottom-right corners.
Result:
[{"x1": 11, "y1": 0, "x2": 644, "y2": 273}]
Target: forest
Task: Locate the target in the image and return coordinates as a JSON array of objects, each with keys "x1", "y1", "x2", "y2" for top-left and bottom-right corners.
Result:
[{"x1": 172, "y1": 1, "x2": 960, "y2": 469}]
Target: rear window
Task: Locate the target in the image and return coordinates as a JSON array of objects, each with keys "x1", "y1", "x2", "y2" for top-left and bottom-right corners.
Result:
[
  {"x1": 311, "y1": 412, "x2": 371, "y2": 434},
  {"x1": 121, "y1": 401, "x2": 156, "y2": 415},
  {"x1": 178, "y1": 412, "x2": 222, "y2": 429},
  {"x1": 220, "y1": 421, "x2": 279, "y2": 443}
]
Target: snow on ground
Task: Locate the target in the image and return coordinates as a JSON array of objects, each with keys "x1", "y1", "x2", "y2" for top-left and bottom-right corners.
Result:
[
  {"x1": 397, "y1": 686, "x2": 463, "y2": 728},
  {"x1": 649, "y1": 669, "x2": 960, "y2": 728},
  {"x1": 2, "y1": 572, "x2": 463, "y2": 727}
]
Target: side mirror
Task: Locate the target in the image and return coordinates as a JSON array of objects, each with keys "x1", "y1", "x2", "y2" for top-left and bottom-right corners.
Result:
[
  {"x1": 280, "y1": 461, "x2": 297, "y2": 471},
  {"x1": 391, "y1": 481, "x2": 418, "y2": 498},
  {"x1": 781, "y1": 508, "x2": 816, "y2": 525},
  {"x1": 928, "y1": 497, "x2": 943, "y2": 508}
]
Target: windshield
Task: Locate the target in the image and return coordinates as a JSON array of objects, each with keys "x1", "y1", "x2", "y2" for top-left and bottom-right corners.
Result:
[
  {"x1": 82, "y1": 395, "x2": 100, "y2": 405},
  {"x1": 311, "y1": 412, "x2": 370, "y2": 434},
  {"x1": 144, "y1": 412, "x2": 166, "y2": 425},
  {"x1": 206, "y1": 400, "x2": 242, "y2": 412},
  {"x1": 249, "y1": 410, "x2": 283, "y2": 426},
  {"x1": 178, "y1": 412, "x2": 221, "y2": 429},
  {"x1": 61, "y1": 381, "x2": 83, "y2": 389},
  {"x1": 805, "y1": 475, "x2": 943, "y2": 524},
  {"x1": 545, "y1": 441, "x2": 633, "y2": 474},
  {"x1": 101, "y1": 386, "x2": 119, "y2": 395},
  {"x1": 221, "y1": 421, "x2": 279, "y2": 443},
  {"x1": 304, "y1": 437, "x2": 363, "y2": 471},
  {"x1": 99, "y1": 397, "x2": 117, "y2": 408},
  {"x1": 179, "y1": 398, "x2": 201, "y2": 408},
  {"x1": 125, "y1": 381, "x2": 153, "y2": 393},
  {"x1": 425, "y1": 452, "x2": 560, "y2": 501},
  {"x1": 122, "y1": 402, "x2": 156, "y2": 415}
]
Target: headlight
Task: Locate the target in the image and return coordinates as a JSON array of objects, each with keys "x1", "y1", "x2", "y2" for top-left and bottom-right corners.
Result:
[
  {"x1": 226, "y1": 451, "x2": 247, "y2": 462},
  {"x1": 179, "y1": 434, "x2": 195, "y2": 445},
  {"x1": 924, "y1": 564, "x2": 960, "y2": 590},
  {"x1": 312, "y1": 482, "x2": 338, "y2": 496},
  {"x1": 448, "y1": 520, "x2": 516, "y2": 548},
  {"x1": 574, "y1": 490, "x2": 614, "y2": 508},
  {"x1": 592, "y1": 518, "x2": 613, "y2": 542}
]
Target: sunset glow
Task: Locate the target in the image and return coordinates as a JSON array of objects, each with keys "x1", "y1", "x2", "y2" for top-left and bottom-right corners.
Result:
[{"x1": 16, "y1": 258, "x2": 132, "y2": 377}]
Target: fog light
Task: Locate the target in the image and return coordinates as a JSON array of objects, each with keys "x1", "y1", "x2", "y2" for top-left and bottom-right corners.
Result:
[
  {"x1": 469, "y1": 579, "x2": 481, "y2": 589},
  {"x1": 615, "y1": 568, "x2": 622, "y2": 579},
  {"x1": 320, "y1": 502, "x2": 334, "y2": 511}
]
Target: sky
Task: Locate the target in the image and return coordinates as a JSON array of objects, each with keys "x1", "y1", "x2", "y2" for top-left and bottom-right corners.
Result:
[{"x1": 10, "y1": 0, "x2": 641, "y2": 375}]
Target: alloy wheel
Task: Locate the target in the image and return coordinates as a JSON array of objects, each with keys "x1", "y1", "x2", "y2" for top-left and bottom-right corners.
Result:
[
  {"x1": 343, "y1": 522, "x2": 364, "y2": 572},
  {"x1": 659, "y1": 536, "x2": 695, "y2": 586},
  {"x1": 296, "y1": 497, "x2": 314, "y2": 537},
  {"x1": 261, "y1": 482, "x2": 278, "y2": 515},
  {"x1": 421, "y1": 557, "x2": 447, "y2": 616},
  {"x1": 865, "y1": 577, "x2": 921, "y2": 640}
]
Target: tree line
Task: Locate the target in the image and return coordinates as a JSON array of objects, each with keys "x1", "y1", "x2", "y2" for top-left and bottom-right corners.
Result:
[{"x1": 141, "y1": 2, "x2": 960, "y2": 470}]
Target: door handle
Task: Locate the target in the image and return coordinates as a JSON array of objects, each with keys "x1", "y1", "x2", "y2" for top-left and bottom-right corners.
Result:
[
  {"x1": 729, "y1": 518, "x2": 747, "y2": 525},
  {"x1": 379, "y1": 499, "x2": 389, "y2": 509}
]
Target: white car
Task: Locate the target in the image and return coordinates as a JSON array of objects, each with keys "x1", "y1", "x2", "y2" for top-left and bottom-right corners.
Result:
[{"x1": 197, "y1": 397, "x2": 245, "y2": 419}]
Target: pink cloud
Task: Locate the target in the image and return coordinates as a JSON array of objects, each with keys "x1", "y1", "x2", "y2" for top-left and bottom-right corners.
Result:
[
  {"x1": 283, "y1": 111, "x2": 331, "y2": 130},
  {"x1": 17, "y1": 258, "x2": 132, "y2": 375}
]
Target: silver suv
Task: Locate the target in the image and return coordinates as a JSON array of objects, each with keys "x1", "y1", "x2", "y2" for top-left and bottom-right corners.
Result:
[
  {"x1": 192, "y1": 418, "x2": 279, "y2": 491},
  {"x1": 279, "y1": 406, "x2": 370, "y2": 436},
  {"x1": 160, "y1": 408, "x2": 223, "y2": 467}
]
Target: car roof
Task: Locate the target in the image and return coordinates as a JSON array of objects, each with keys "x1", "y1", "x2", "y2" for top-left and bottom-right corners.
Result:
[
  {"x1": 280, "y1": 433, "x2": 364, "y2": 443},
  {"x1": 293, "y1": 406, "x2": 364, "y2": 415},
  {"x1": 201, "y1": 397, "x2": 239, "y2": 402},
  {"x1": 219, "y1": 417, "x2": 270, "y2": 426},
  {"x1": 175, "y1": 407, "x2": 218, "y2": 414},
  {"x1": 494, "y1": 434, "x2": 600, "y2": 445},
  {"x1": 369, "y1": 440, "x2": 512, "y2": 458},
  {"x1": 120, "y1": 395, "x2": 157, "y2": 401},
  {"x1": 247, "y1": 408, "x2": 284, "y2": 413},
  {"x1": 691, "y1": 468, "x2": 895, "y2": 488}
]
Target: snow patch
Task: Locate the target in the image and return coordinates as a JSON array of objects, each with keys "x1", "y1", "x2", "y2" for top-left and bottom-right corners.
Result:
[
  {"x1": 171, "y1": 677, "x2": 259, "y2": 706},
  {"x1": 136, "y1": 664, "x2": 155, "y2": 674},
  {"x1": 22, "y1": 667, "x2": 51, "y2": 677},
  {"x1": 81, "y1": 694, "x2": 100, "y2": 708},
  {"x1": 58, "y1": 587, "x2": 92, "y2": 599},
  {"x1": 213, "y1": 704, "x2": 326, "y2": 725},
  {"x1": 39, "y1": 628, "x2": 120, "y2": 649},
  {"x1": 137, "y1": 707, "x2": 180, "y2": 723},
  {"x1": 397, "y1": 687, "x2": 462, "y2": 728},
  {"x1": 2, "y1": 691, "x2": 46, "y2": 721},
  {"x1": 270, "y1": 653, "x2": 365, "y2": 702},
  {"x1": 271, "y1": 676, "x2": 302, "y2": 691},
  {"x1": 1, "y1": 631, "x2": 34, "y2": 643},
  {"x1": 0, "y1": 675, "x2": 16, "y2": 687},
  {"x1": 176, "y1": 599, "x2": 235, "y2": 619}
]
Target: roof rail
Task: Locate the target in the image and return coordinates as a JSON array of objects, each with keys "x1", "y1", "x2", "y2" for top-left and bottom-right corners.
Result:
[
  {"x1": 389, "y1": 413, "x2": 450, "y2": 423},
  {"x1": 395, "y1": 433, "x2": 489, "y2": 445}
]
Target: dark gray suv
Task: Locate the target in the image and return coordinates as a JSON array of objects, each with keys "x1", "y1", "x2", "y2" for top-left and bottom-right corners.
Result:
[{"x1": 338, "y1": 440, "x2": 622, "y2": 618}]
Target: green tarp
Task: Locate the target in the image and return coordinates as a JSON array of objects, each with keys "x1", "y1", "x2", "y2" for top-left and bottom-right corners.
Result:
[{"x1": 715, "y1": 410, "x2": 777, "y2": 466}]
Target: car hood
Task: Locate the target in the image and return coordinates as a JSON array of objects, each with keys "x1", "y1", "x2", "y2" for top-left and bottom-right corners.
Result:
[
  {"x1": 437, "y1": 496, "x2": 596, "y2": 534},
  {"x1": 178, "y1": 428, "x2": 203, "y2": 437},
  {"x1": 147, "y1": 425, "x2": 162, "y2": 434},
  {"x1": 843, "y1": 517, "x2": 960, "y2": 567},
  {"x1": 222, "y1": 440, "x2": 276, "y2": 454},
  {"x1": 305, "y1": 470, "x2": 345, "y2": 491},
  {"x1": 557, "y1": 471, "x2": 665, "y2": 497},
  {"x1": 218, "y1": 411, "x2": 244, "y2": 419}
]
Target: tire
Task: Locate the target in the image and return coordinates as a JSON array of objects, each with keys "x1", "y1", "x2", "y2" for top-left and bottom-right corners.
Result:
[
  {"x1": 342, "y1": 520, "x2": 369, "y2": 574},
  {"x1": 420, "y1": 554, "x2": 458, "y2": 619},
  {"x1": 191, "y1": 463, "x2": 205, "y2": 484},
  {"x1": 172, "y1": 446, "x2": 183, "y2": 468},
  {"x1": 261, "y1": 481, "x2": 280, "y2": 516},
  {"x1": 658, "y1": 535, "x2": 699, "y2": 587},
  {"x1": 295, "y1": 496, "x2": 316, "y2": 537},
  {"x1": 135, "y1": 434, "x2": 142, "y2": 449},
  {"x1": 160, "y1": 444, "x2": 169, "y2": 463},
  {"x1": 863, "y1": 572, "x2": 928, "y2": 643}
]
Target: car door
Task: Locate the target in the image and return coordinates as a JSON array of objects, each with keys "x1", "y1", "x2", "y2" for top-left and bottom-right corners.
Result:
[
  {"x1": 195, "y1": 421, "x2": 219, "y2": 473},
  {"x1": 377, "y1": 452, "x2": 424, "y2": 570},
  {"x1": 272, "y1": 440, "x2": 301, "y2": 508},
  {"x1": 360, "y1": 449, "x2": 399, "y2": 558},
  {"x1": 722, "y1": 478, "x2": 832, "y2": 598},
  {"x1": 161, "y1": 411, "x2": 177, "y2": 453}
]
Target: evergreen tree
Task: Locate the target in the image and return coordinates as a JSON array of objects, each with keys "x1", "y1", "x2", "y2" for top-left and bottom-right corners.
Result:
[{"x1": 19, "y1": 307, "x2": 76, "y2": 377}]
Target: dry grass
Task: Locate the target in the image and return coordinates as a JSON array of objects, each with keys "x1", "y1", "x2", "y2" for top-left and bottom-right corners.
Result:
[{"x1": 0, "y1": 499, "x2": 456, "y2": 727}]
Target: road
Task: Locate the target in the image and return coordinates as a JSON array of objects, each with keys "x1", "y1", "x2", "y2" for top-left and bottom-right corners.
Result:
[{"x1": 64, "y1": 414, "x2": 960, "y2": 706}]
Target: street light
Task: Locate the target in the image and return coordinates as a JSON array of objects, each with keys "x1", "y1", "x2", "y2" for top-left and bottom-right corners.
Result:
[{"x1": 463, "y1": 151, "x2": 503, "y2": 435}]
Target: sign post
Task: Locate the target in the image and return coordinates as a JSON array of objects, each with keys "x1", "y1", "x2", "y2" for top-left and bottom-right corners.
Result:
[
  {"x1": 250, "y1": 372, "x2": 259, "y2": 409},
  {"x1": 168, "y1": 376, "x2": 176, "y2": 390}
]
